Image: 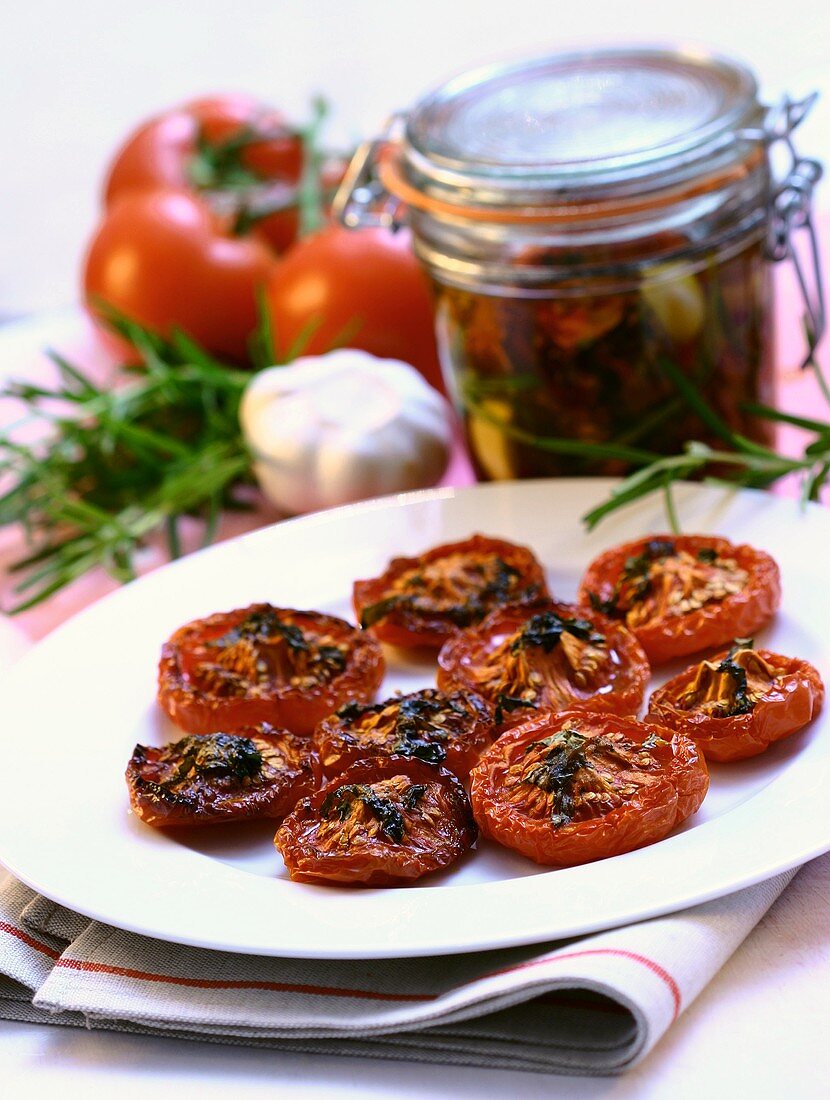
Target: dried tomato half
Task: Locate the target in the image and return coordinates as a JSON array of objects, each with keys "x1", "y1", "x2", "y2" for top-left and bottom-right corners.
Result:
[
  {"x1": 436, "y1": 599, "x2": 649, "y2": 729},
  {"x1": 126, "y1": 726, "x2": 318, "y2": 827},
  {"x1": 158, "y1": 604, "x2": 384, "y2": 736},
  {"x1": 578, "y1": 534, "x2": 781, "y2": 664},
  {"x1": 313, "y1": 688, "x2": 495, "y2": 781},
  {"x1": 469, "y1": 710, "x2": 709, "y2": 867},
  {"x1": 274, "y1": 756, "x2": 477, "y2": 886},
  {"x1": 646, "y1": 641, "x2": 825, "y2": 762},
  {"x1": 352, "y1": 533, "x2": 548, "y2": 648}
]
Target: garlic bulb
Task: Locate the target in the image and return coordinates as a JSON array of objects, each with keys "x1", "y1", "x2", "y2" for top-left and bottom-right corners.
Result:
[{"x1": 240, "y1": 350, "x2": 453, "y2": 514}]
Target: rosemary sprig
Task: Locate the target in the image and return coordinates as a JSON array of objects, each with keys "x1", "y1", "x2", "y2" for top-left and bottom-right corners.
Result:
[
  {"x1": 0, "y1": 307, "x2": 255, "y2": 612},
  {"x1": 296, "y1": 95, "x2": 331, "y2": 238},
  {"x1": 580, "y1": 440, "x2": 811, "y2": 531},
  {"x1": 463, "y1": 354, "x2": 830, "y2": 532}
]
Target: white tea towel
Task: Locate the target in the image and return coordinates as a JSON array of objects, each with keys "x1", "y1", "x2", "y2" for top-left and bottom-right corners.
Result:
[{"x1": 0, "y1": 869, "x2": 795, "y2": 1075}]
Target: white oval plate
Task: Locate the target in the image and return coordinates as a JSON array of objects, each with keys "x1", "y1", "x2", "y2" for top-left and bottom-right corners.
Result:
[{"x1": 0, "y1": 478, "x2": 828, "y2": 958}]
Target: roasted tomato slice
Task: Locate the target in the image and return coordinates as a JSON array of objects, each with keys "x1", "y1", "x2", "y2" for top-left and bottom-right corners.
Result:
[
  {"x1": 647, "y1": 640, "x2": 825, "y2": 762},
  {"x1": 126, "y1": 726, "x2": 318, "y2": 827},
  {"x1": 274, "y1": 756, "x2": 477, "y2": 886},
  {"x1": 158, "y1": 604, "x2": 384, "y2": 736},
  {"x1": 578, "y1": 534, "x2": 781, "y2": 664},
  {"x1": 352, "y1": 534, "x2": 548, "y2": 648},
  {"x1": 313, "y1": 688, "x2": 495, "y2": 781},
  {"x1": 436, "y1": 598, "x2": 649, "y2": 729},
  {"x1": 469, "y1": 710, "x2": 708, "y2": 867}
]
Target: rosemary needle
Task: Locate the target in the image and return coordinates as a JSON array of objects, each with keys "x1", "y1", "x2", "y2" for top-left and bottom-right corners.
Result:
[{"x1": 463, "y1": 358, "x2": 830, "y2": 532}]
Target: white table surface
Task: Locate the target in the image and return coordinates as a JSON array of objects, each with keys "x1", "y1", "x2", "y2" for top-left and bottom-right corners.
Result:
[{"x1": 1, "y1": 315, "x2": 829, "y2": 1095}]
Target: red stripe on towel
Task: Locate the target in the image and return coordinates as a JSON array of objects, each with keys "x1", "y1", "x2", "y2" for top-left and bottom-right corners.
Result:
[
  {"x1": 53, "y1": 959, "x2": 433, "y2": 1002},
  {"x1": 0, "y1": 921, "x2": 61, "y2": 961},
  {"x1": 482, "y1": 949, "x2": 682, "y2": 1020},
  {"x1": 54, "y1": 947, "x2": 681, "y2": 1018}
]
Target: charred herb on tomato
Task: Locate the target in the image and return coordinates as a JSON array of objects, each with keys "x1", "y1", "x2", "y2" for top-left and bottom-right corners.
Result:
[
  {"x1": 167, "y1": 733, "x2": 264, "y2": 783},
  {"x1": 673, "y1": 638, "x2": 785, "y2": 718},
  {"x1": 206, "y1": 607, "x2": 348, "y2": 686},
  {"x1": 336, "y1": 701, "x2": 368, "y2": 722},
  {"x1": 391, "y1": 694, "x2": 455, "y2": 764},
  {"x1": 320, "y1": 783, "x2": 406, "y2": 843},
  {"x1": 212, "y1": 608, "x2": 306, "y2": 652},
  {"x1": 470, "y1": 604, "x2": 613, "y2": 717},
  {"x1": 711, "y1": 653, "x2": 755, "y2": 716},
  {"x1": 506, "y1": 727, "x2": 662, "y2": 827},
  {"x1": 521, "y1": 729, "x2": 588, "y2": 827},
  {"x1": 360, "y1": 556, "x2": 536, "y2": 631},
  {"x1": 589, "y1": 539, "x2": 676, "y2": 616},
  {"x1": 360, "y1": 596, "x2": 407, "y2": 630},
  {"x1": 402, "y1": 783, "x2": 427, "y2": 811},
  {"x1": 624, "y1": 539, "x2": 677, "y2": 576},
  {"x1": 332, "y1": 691, "x2": 482, "y2": 766},
  {"x1": 511, "y1": 611, "x2": 605, "y2": 654},
  {"x1": 494, "y1": 693, "x2": 538, "y2": 726},
  {"x1": 589, "y1": 541, "x2": 749, "y2": 626},
  {"x1": 130, "y1": 733, "x2": 265, "y2": 811}
]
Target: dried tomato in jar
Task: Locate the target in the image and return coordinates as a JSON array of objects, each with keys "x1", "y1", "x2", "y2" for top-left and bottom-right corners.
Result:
[{"x1": 336, "y1": 48, "x2": 823, "y2": 478}]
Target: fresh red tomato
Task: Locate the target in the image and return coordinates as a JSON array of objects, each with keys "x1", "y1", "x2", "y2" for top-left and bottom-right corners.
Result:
[
  {"x1": 157, "y1": 603, "x2": 385, "y2": 737},
  {"x1": 104, "y1": 94, "x2": 304, "y2": 254},
  {"x1": 353, "y1": 534, "x2": 548, "y2": 649},
  {"x1": 469, "y1": 710, "x2": 708, "y2": 867},
  {"x1": 274, "y1": 756, "x2": 477, "y2": 886},
  {"x1": 437, "y1": 598, "x2": 650, "y2": 728},
  {"x1": 83, "y1": 189, "x2": 276, "y2": 362},
  {"x1": 126, "y1": 726, "x2": 318, "y2": 828},
  {"x1": 263, "y1": 225, "x2": 446, "y2": 393},
  {"x1": 313, "y1": 688, "x2": 495, "y2": 781},
  {"x1": 578, "y1": 535, "x2": 782, "y2": 664},
  {"x1": 646, "y1": 642, "x2": 824, "y2": 762}
]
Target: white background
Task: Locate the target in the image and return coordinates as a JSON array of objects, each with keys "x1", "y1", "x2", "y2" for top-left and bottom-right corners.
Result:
[{"x1": 2, "y1": 0, "x2": 830, "y2": 319}]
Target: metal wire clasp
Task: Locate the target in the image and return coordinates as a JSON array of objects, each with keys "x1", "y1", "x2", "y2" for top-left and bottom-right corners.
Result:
[
  {"x1": 331, "y1": 114, "x2": 406, "y2": 230},
  {"x1": 747, "y1": 94, "x2": 825, "y2": 369}
]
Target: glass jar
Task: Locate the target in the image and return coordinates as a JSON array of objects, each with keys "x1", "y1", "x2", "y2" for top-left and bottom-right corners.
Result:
[{"x1": 335, "y1": 48, "x2": 824, "y2": 479}]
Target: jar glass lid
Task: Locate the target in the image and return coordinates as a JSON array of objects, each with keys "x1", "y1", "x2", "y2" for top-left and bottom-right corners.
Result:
[{"x1": 399, "y1": 47, "x2": 760, "y2": 206}]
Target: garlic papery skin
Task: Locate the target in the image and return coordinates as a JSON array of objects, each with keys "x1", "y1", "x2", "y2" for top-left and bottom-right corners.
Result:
[{"x1": 240, "y1": 350, "x2": 453, "y2": 514}]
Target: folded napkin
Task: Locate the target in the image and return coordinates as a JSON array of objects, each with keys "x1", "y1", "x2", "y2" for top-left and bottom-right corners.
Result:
[{"x1": 0, "y1": 869, "x2": 795, "y2": 1075}]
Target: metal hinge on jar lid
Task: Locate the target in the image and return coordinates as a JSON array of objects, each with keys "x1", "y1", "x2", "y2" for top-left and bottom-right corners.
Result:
[
  {"x1": 746, "y1": 94, "x2": 825, "y2": 369},
  {"x1": 331, "y1": 114, "x2": 406, "y2": 230}
]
